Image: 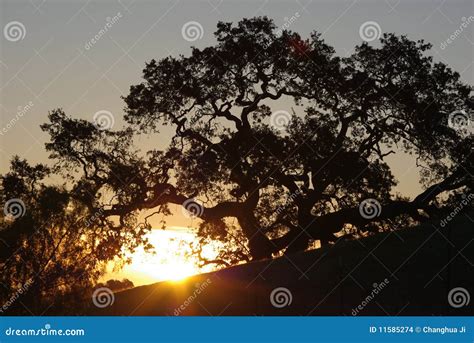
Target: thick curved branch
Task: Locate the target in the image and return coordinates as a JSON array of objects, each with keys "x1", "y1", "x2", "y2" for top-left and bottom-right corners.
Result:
[{"x1": 271, "y1": 167, "x2": 470, "y2": 253}]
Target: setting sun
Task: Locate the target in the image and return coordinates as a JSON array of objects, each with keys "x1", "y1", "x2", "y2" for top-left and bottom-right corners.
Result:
[{"x1": 104, "y1": 227, "x2": 215, "y2": 286}]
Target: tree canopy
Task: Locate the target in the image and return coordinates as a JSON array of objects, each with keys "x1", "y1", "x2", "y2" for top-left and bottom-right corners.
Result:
[{"x1": 1, "y1": 16, "x2": 472, "y2": 314}]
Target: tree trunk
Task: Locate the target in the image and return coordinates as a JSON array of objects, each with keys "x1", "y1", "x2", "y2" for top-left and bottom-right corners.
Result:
[{"x1": 237, "y1": 214, "x2": 274, "y2": 260}]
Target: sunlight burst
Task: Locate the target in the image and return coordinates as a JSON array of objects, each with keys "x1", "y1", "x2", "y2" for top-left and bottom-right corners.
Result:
[{"x1": 104, "y1": 228, "x2": 214, "y2": 286}]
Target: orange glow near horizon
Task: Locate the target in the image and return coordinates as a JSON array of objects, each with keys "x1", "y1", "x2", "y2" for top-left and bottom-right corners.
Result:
[{"x1": 103, "y1": 227, "x2": 217, "y2": 286}]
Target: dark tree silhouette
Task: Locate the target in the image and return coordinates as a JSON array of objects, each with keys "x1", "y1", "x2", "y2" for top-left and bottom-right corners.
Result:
[
  {"x1": 1, "y1": 17, "x2": 472, "y2": 312},
  {"x1": 97, "y1": 279, "x2": 135, "y2": 292}
]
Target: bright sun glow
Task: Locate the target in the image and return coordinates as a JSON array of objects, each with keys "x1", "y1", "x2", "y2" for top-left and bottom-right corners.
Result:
[{"x1": 104, "y1": 227, "x2": 216, "y2": 286}]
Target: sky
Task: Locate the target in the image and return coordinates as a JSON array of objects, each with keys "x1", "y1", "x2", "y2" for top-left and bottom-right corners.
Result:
[
  {"x1": 1, "y1": 0, "x2": 473, "y2": 200},
  {"x1": 102, "y1": 227, "x2": 208, "y2": 285}
]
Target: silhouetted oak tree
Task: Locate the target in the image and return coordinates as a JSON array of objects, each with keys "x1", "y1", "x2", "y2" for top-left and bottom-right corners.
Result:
[{"x1": 1, "y1": 18, "x2": 472, "y2": 311}]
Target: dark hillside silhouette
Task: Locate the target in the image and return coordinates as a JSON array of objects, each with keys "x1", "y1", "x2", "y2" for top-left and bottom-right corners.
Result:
[{"x1": 90, "y1": 212, "x2": 473, "y2": 316}]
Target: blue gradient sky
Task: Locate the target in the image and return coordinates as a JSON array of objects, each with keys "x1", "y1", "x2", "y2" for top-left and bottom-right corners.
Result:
[{"x1": 1, "y1": 0, "x2": 473, "y2": 200}]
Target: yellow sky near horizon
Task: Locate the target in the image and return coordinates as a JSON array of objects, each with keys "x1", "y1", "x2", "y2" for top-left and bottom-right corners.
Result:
[{"x1": 102, "y1": 227, "x2": 218, "y2": 287}]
